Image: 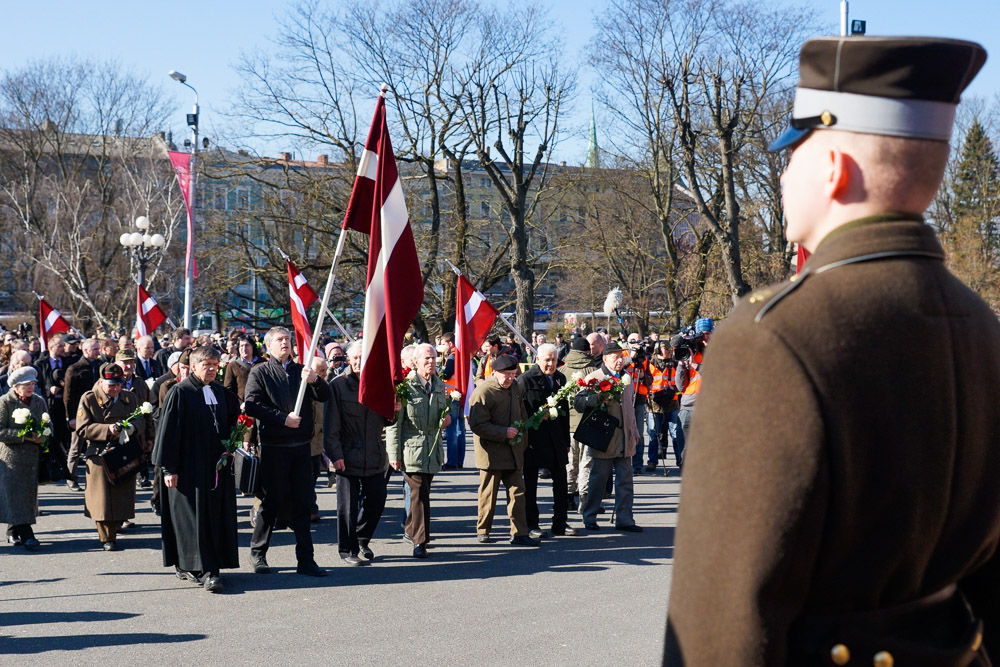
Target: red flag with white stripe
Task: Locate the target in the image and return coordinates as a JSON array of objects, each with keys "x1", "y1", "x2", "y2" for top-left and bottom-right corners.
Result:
[
  {"x1": 38, "y1": 297, "x2": 71, "y2": 348},
  {"x1": 342, "y1": 91, "x2": 424, "y2": 419},
  {"x1": 287, "y1": 259, "x2": 319, "y2": 364},
  {"x1": 167, "y1": 151, "x2": 199, "y2": 279},
  {"x1": 136, "y1": 284, "x2": 168, "y2": 337},
  {"x1": 455, "y1": 274, "x2": 499, "y2": 414}
]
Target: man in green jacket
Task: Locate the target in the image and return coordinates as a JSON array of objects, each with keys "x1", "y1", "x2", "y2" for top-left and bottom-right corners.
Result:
[{"x1": 468, "y1": 355, "x2": 539, "y2": 547}]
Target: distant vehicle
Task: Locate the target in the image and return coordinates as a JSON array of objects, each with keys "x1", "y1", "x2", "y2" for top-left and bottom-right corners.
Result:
[{"x1": 192, "y1": 311, "x2": 219, "y2": 337}]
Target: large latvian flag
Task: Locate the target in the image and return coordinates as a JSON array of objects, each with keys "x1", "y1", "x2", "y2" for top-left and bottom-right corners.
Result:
[
  {"x1": 287, "y1": 259, "x2": 319, "y2": 363},
  {"x1": 136, "y1": 284, "x2": 168, "y2": 337},
  {"x1": 455, "y1": 274, "x2": 499, "y2": 415},
  {"x1": 38, "y1": 297, "x2": 72, "y2": 348},
  {"x1": 342, "y1": 91, "x2": 424, "y2": 419}
]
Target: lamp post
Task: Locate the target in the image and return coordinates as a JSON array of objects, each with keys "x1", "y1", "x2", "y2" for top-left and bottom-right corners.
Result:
[
  {"x1": 119, "y1": 215, "x2": 166, "y2": 288},
  {"x1": 168, "y1": 69, "x2": 199, "y2": 330}
]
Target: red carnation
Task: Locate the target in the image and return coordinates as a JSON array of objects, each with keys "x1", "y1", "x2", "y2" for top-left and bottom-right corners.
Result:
[
  {"x1": 576, "y1": 378, "x2": 587, "y2": 387},
  {"x1": 237, "y1": 414, "x2": 254, "y2": 427},
  {"x1": 598, "y1": 379, "x2": 613, "y2": 392},
  {"x1": 588, "y1": 378, "x2": 599, "y2": 387},
  {"x1": 402, "y1": 366, "x2": 412, "y2": 376}
]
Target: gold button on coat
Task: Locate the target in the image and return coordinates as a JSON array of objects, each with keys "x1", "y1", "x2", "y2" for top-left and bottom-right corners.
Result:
[
  {"x1": 873, "y1": 650, "x2": 894, "y2": 667},
  {"x1": 830, "y1": 643, "x2": 850, "y2": 665}
]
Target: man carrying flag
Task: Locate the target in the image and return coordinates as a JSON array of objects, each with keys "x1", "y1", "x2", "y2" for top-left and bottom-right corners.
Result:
[{"x1": 286, "y1": 259, "x2": 318, "y2": 364}]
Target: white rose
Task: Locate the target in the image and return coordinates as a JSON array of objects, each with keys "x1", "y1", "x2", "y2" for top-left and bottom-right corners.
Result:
[
  {"x1": 436, "y1": 344, "x2": 448, "y2": 354},
  {"x1": 41, "y1": 412, "x2": 51, "y2": 424},
  {"x1": 621, "y1": 374, "x2": 632, "y2": 386},
  {"x1": 12, "y1": 408, "x2": 29, "y2": 425},
  {"x1": 571, "y1": 371, "x2": 583, "y2": 381},
  {"x1": 141, "y1": 401, "x2": 153, "y2": 414},
  {"x1": 545, "y1": 395, "x2": 557, "y2": 407},
  {"x1": 548, "y1": 407, "x2": 559, "y2": 419},
  {"x1": 449, "y1": 390, "x2": 462, "y2": 401},
  {"x1": 42, "y1": 427, "x2": 51, "y2": 437}
]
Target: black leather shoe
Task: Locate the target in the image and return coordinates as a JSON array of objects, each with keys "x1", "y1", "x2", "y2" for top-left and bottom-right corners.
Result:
[
  {"x1": 23, "y1": 537, "x2": 40, "y2": 550},
  {"x1": 149, "y1": 499, "x2": 160, "y2": 516},
  {"x1": 584, "y1": 522, "x2": 600, "y2": 531},
  {"x1": 551, "y1": 526, "x2": 578, "y2": 536},
  {"x1": 412, "y1": 544, "x2": 428, "y2": 558},
  {"x1": 538, "y1": 468, "x2": 552, "y2": 479},
  {"x1": 567, "y1": 494, "x2": 578, "y2": 511},
  {"x1": 644, "y1": 465, "x2": 657, "y2": 473},
  {"x1": 203, "y1": 576, "x2": 223, "y2": 592},
  {"x1": 510, "y1": 535, "x2": 541, "y2": 547},
  {"x1": 341, "y1": 555, "x2": 367, "y2": 567},
  {"x1": 102, "y1": 541, "x2": 118, "y2": 551},
  {"x1": 249, "y1": 555, "x2": 270, "y2": 573},
  {"x1": 359, "y1": 544, "x2": 374, "y2": 560},
  {"x1": 615, "y1": 524, "x2": 643, "y2": 533},
  {"x1": 529, "y1": 528, "x2": 547, "y2": 539},
  {"x1": 296, "y1": 561, "x2": 327, "y2": 577},
  {"x1": 477, "y1": 534, "x2": 492, "y2": 544},
  {"x1": 176, "y1": 569, "x2": 200, "y2": 583},
  {"x1": 67, "y1": 480, "x2": 81, "y2": 491}
]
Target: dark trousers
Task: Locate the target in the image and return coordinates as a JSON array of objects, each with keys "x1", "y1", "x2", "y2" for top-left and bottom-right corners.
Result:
[
  {"x1": 150, "y1": 465, "x2": 162, "y2": 508},
  {"x1": 403, "y1": 472, "x2": 433, "y2": 545},
  {"x1": 336, "y1": 472, "x2": 388, "y2": 557},
  {"x1": 6, "y1": 524, "x2": 35, "y2": 541},
  {"x1": 250, "y1": 443, "x2": 315, "y2": 564},
  {"x1": 524, "y1": 462, "x2": 569, "y2": 531}
]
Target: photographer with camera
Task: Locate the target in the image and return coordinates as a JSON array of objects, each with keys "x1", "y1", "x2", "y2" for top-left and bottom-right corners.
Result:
[
  {"x1": 625, "y1": 334, "x2": 654, "y2": 476},
  {"x1": 674, "y1": 319, "x2": 713, "y2": 454},
  {"x1": 647, "y1": 340, "x2": 680, "y2": 472}
]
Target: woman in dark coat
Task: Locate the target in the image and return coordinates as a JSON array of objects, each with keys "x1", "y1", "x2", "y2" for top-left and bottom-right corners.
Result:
[
  {"x1": 515, "y1": 343, "x2": 577, "y2": 537},
  {"x1": 153, "y1": 345, "x2": 240, "y2": 593},
  {"x1": 0, "y1": 366, "x2": 48, "y2": 549}
]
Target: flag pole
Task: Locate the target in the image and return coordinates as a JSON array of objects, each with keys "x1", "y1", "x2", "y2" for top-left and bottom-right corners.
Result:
[
  {"x1": 443, "y1": 259, "x2": 536, "y2": 356},
  {"x1": 291, "y1": 228, "x2": 350, "y2": 416},
  {"x1": 278, "y1": 247, "x2": 356, "y2": 343}
]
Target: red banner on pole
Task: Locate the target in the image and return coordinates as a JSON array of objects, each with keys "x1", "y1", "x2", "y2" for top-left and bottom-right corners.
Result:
[
  {"x1": 168, "y1": 150, "x2": 199, "y2": 279},
  {"x1": 287, "y1": 259, "x2": 319, "y2": 364}
]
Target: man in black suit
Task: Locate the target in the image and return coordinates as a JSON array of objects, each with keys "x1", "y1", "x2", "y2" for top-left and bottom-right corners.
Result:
[
  {"x1": 515, "y1": 343, "x2": 577, "y2": 538},
  {"x1": 154, "y1": 328, "x2": 191, "y2": 369},
  {"x1": 63, "y1": 337, "x2": 103, "y2": 490},
  {"x1": 135, "y1": 335, "x2": 162, "y2": 381}
]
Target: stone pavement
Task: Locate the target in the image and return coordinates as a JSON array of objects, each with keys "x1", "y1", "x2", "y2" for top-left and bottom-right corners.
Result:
[{"x1": 0, "y1": 452, "x2": 679, "y2": 666}]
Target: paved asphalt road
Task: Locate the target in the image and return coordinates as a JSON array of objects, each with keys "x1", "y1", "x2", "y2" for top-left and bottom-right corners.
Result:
[{"x1": 0, "y1": 447, "x2": 678, "y2": 666}]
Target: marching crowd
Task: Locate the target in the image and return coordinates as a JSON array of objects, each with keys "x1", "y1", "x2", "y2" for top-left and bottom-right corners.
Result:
[{"x1": 0, "y1": 318, "x2": 710, "y2": 592}]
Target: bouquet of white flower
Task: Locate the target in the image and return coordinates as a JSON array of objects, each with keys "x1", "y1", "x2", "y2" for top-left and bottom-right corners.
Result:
[{"x1": 12, "y1": 408, "x2": 50, "y2": 440}]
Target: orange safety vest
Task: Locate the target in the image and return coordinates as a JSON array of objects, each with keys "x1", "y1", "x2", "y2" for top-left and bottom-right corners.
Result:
[
  {"x1": 625, "y1": 355, "x2": 650, "y2": 396},
  {"x1": 442, "y1": 353, "x2": 458, "y2": 390},
  {"x1": 682, "y1": 352, "x2": 704, "y2": 395}
]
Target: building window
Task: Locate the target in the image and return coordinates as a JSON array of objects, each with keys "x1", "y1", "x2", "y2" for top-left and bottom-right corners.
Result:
[{"x1": 480, "y1": 201, "x2": 490, "y2": 218}]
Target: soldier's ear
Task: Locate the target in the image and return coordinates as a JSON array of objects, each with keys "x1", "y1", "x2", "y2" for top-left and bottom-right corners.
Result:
[{"x1": 825, "y1": 147, "x2": 856, "y2": 202}]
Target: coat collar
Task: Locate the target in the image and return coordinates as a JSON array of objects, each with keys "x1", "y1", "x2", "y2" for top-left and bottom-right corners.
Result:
[{"x1": 805, "y1": 214, "x2": 944, "y2": 271}]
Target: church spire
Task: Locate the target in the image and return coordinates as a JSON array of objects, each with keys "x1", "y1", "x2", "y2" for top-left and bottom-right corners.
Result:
[{"x1": 586, "y1": 103, "x2": 600, "y2": 168}]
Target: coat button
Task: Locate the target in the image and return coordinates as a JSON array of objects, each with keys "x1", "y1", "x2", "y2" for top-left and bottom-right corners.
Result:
[
  {"x1": 830, "y1": 644, "x2": 850, "y2": 665},
  {"x1": 873, "y1": 651, "x2": 894, "y2": 667}
]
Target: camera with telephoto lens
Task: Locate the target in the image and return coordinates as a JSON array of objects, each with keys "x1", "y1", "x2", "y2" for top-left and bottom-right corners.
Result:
[
  {"x1": 671, "y1": 329, "x2": 704, "y2": 362},
  {"x1": 16, "y1": 322, "x2": 31, "y2": 339}
]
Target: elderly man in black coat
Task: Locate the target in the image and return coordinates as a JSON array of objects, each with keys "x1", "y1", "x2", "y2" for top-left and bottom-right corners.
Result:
[
  {"x1": 153, "y1": 345, "x2": 240, "y2": 593},
  {"x1": 516, "y1": 343, "x2": 578, "y2": 537}
]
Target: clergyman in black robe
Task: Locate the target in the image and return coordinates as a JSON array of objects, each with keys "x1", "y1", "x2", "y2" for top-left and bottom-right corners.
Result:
[{"x1": 153, "y1": 345, "x2": 239, "y2": 592}]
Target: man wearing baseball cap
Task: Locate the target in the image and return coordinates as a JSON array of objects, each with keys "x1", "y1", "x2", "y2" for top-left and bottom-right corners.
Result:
[{"x1": 666, "y1": 36, "x2": 1000, "y2": 665}]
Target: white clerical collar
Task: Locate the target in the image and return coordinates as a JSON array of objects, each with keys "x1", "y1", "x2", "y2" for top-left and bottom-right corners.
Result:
[{"x1": 202, "y1": 385, "x2": 217, "y2": 405}]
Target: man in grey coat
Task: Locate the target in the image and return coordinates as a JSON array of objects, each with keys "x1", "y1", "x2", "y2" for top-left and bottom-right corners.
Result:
[{"x1": 325, "y1": 341, "x2": 389, "y2": 566}]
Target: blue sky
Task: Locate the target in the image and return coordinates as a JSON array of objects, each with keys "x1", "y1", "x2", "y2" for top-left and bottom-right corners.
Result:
[{"x1": 1, "y1": 1, "x2": 997, "y2": 162}]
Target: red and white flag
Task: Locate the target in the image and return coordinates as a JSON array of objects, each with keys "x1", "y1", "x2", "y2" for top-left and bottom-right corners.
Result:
[
  {"x1": 455, "y1": 274, "x2": 499, "y2": 415},
  {"x1": 342, "y1": 91, "x2": 424, "y2": 419},
  {"x1": 38, "y1": 297, "x2": 72, "y2": 348},
  {"x1": 136, "y1": 284, "x2": 168, "y2": 337},
  {"x1": 287, "y1": 259, "x2": 319, "y2": 364}
]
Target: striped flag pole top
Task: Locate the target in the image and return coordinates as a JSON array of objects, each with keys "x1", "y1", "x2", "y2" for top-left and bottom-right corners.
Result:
[
  {"x1": 287, "y1": 259, "x2": 319, "y2": 364},
  {"x1": 341, "y1": 87, "x2": 425, "y2": 419},
  {"x1": 136, "y1": 284, "x2": 168, "y2": 337},
  {"x1": 38, "y1": 297, "x2": 72, "y2": 348}
]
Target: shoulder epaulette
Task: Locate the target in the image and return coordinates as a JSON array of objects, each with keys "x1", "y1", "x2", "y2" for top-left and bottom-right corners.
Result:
[{"x1": 753, "y1": 269, "x2": 812, "y2": 323}]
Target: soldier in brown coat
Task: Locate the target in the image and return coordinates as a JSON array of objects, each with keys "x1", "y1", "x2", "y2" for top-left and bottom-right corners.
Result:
[
  {"x1": 468, "y1": 354, "x2": 539, "y2": 546},
  {"x1": 665, "y1": 37, "x2": 999, "y2": 666},
  {"x1": 77, "y1": 364, "x2": 145, "y2": 551}
]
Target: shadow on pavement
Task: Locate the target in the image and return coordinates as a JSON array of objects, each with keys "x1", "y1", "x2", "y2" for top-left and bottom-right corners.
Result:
[
  {"x1": 0, "y1": 578, "x2": 65, "y2": 588},
  {"x1": 0, "y1": 631, "x2": 206, "y2": 654},
  {"x1": 0, "y1": 611, "x2": 139, "y2": 626}
]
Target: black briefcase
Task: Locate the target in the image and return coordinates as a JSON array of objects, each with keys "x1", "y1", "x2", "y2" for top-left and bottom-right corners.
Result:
[
  {"x1": 234, "y1": 447, "x2": 260, "y2": 496},
  {"x1": 98, "y1": 438, "x2": 144, "y2": 485},
  {"x1": 574, "y1": 409, "x2": 620, "y2": 453}
]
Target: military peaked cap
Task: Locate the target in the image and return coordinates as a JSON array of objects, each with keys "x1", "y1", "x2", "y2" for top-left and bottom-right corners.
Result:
[{"x1": 770, "y1": 36, "x2": 987, "y2": 151}]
